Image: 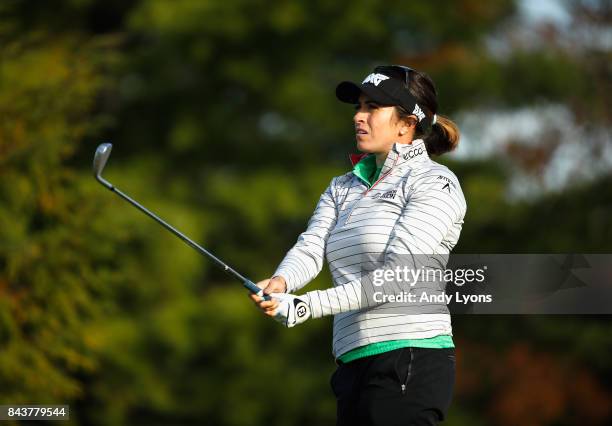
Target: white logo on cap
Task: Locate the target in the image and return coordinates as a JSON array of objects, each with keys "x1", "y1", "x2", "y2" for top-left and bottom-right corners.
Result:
[
  {"x1": 412, "y1": 104, "x2": 425, "y2": 122},
  {"x1": 362, "y1": 73, "x2": 389, "y2": 86}
]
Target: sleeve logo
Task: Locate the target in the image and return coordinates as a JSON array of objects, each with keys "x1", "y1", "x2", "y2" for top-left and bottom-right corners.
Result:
[{"x1": 437, "y1": 175, "x2": 457, "y2": 192}]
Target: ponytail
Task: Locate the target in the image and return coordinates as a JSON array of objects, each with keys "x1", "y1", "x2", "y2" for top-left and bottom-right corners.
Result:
[
  {"x1": 423, "y1": 114, "x2": 460, "y2": 156},
  {"x1": 395, "y1": 107, "x2": 461, "y2": 157},
  {"x1": 394, "y1": 68, "x2": 461, "y2": 157}
]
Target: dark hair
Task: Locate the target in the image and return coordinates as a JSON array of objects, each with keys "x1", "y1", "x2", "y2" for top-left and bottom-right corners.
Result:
[{"x1": 389, "y1": 68, "x2": 460, "y2": 156}]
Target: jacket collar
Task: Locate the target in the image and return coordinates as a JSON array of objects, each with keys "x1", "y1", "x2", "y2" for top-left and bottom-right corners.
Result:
[
  {"x1": 349, "y1": 139, "x2": 429, "y2": 175},
  {"x1": 349, "y1": 153, "x2": 368, "y2": 167}
]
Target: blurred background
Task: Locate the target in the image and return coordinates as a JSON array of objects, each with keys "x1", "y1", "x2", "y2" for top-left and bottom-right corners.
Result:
[{"x1": 0, "y1": 0, "x2": 611, "y2": 424}]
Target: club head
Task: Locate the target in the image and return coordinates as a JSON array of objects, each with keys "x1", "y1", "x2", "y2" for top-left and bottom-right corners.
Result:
[{"x1": 93, "y1": 143, "x2": 114, "y2": 189}]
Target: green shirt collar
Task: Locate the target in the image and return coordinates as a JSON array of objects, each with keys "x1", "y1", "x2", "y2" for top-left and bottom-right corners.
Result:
[{"x1": 353, "y1": 154, "x2": 382, "y2": 187}]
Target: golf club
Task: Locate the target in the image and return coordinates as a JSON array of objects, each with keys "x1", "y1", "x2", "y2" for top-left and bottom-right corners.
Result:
[{"x1": 93, "y1": 142, "x2": 269, "y2": 300}]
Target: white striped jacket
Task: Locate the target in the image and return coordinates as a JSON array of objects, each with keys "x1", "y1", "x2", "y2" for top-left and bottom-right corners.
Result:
[{"x1": 274, "y1": 139, "x2": 467, "y2": 358}]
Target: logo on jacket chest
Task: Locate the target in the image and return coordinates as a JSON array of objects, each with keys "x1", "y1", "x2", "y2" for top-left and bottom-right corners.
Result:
[{"x1": 372, "y1": 189, "x2": 397, "y2": 200}]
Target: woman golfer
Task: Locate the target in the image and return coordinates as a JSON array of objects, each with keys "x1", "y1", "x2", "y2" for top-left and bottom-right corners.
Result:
[{"x1": 251, "y1": 65, "x2": 466, "y2": 425}]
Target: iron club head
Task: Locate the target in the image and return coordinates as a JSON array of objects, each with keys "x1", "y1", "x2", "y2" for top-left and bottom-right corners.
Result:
[{"x1": 93, "y1": 143, "x2": 114, "y2": 189}]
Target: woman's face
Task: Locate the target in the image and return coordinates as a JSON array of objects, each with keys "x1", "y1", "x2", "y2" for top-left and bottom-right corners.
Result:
[{"x1": 353, "y1": 94, "x2": 405, "y2": 154}]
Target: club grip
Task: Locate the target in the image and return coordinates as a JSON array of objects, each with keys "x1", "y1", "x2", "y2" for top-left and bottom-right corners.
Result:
[{"x1": 244, "y1": 279, "x2": 272, "y2": 301}]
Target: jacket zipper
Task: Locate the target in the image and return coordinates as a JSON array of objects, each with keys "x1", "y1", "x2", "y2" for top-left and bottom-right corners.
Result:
[
  {"x1": 400, "y1": 347, "x2": 413, "y2": 395},
  {"x1": 346, "y1": 155, "x2": 399, "y2": 223}
]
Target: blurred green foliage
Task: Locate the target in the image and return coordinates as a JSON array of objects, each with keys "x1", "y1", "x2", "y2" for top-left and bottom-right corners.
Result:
[{"x1": 0, "y1": 0, "x2": 610, "y2": 425}]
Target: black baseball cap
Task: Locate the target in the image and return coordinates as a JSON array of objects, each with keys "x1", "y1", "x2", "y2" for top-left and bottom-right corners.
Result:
[{"x1": 336, "y1": 65, "x2": 427, "y2": 124}]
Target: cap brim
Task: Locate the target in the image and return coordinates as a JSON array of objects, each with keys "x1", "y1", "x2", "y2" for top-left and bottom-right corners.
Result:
[
  {"x1": 335, "y1": 81, "x2": 361, "y2": 104},
  {"x1": 335, "y1": 81, "x2": 399, "y2": 106}
]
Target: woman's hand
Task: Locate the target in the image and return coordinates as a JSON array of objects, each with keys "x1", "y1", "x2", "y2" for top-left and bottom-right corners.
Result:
[{"x1": 249, "y1": 276, "x2": 287, "y2": 317}]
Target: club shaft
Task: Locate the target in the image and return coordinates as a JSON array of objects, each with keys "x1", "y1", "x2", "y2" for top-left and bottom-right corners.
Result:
[{"x1": 103, "y1": 183, "x2": 265, "y2": 297}]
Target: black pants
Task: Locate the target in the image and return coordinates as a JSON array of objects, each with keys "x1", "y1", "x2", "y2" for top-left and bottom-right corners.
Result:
[{"x1": 331, "y1": 347, "x2": 455, "y2": 426}]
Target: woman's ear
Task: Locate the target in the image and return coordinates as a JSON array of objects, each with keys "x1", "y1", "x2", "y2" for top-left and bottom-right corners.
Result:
[{"x1": 399, "y1": 116, "x2": 417, "y2": 135}]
